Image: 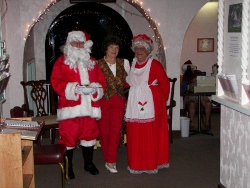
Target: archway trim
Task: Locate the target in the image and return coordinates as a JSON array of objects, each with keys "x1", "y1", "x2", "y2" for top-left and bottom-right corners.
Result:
[{"x1": 24, "y1": 0, "x2": 166, "y2": 69}]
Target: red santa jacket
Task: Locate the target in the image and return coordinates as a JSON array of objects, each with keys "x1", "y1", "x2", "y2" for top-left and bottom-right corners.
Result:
[{"x1": 50, "y1": 55, "x2": 106, "y2": 121}]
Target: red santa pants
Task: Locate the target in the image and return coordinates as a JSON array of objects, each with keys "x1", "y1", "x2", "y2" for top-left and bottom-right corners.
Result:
[
  {"x1": 58, "y1": 116, "x2": 99, "y2": 147},
  {"x1": 98, "y1": 95, "x2": 126, "y2": 163}
]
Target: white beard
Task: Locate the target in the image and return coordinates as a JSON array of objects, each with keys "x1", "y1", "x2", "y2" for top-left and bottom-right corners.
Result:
[{"x1": 64, "y1": 45, "x2": 95, "y2": 71}]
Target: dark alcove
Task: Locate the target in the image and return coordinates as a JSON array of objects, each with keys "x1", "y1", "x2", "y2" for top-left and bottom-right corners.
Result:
[{"x1": 45, "y1": 2, "x2": 134, "y2": 80}]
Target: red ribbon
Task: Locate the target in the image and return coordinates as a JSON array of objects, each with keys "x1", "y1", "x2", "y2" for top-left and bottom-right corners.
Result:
[{"x1": 138, "y1": 101, "x2": 147, "y2": 106}]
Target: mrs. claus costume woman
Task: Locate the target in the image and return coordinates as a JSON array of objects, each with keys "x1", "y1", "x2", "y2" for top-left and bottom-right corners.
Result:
[{"x1": 125, "y1": 34, "x2": 170, "y2": 174}]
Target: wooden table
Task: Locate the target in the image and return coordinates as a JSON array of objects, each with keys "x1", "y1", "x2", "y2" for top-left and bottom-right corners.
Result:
[
  {"x1": 0, "y1": 118, "x2": 43, "y2": 188},
  {"x1": 32, "y1": 115, "x2": 58, "y2": 144},
  {"x1": 181, "y1": 92, "x2": 215, "y2": 136}
]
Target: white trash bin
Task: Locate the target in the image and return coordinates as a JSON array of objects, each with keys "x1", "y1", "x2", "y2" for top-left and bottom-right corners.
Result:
[{"x1": 180, "y1": 117, "x2": 190, "y2": 137}]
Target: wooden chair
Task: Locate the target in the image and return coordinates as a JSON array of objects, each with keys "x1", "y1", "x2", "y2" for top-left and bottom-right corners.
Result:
[
  {"x1": 34, "y1": 143, "x2": 69, "y2": 188},
  {"x1": 10, "y1": 106, "x2": 26, "y2": 118},
  {"x1": 8, "y1": 114, "x2": 69, "y2": 188},
  {"x1": 20, "y1": 80, "x2": 58, "y2": 144},
  {"x1": 167, "y1": 77, "x2": 177, "y2": 143}
]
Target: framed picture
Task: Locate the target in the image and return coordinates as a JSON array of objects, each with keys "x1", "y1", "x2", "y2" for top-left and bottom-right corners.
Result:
[
  {"x1": 197, "y1": 38, "x2": 214, "y2": 52},
  {"x1": 228, "y1": 3, "x2": 242, "y2": 33}
]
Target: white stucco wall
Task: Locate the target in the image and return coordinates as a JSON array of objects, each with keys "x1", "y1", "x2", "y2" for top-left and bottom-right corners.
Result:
[
  {"x1": 214, "y1": 0, "x2": 250, "y2": 187},
  {"x1": 181, "y1": 2, "x2": 218, "y2": 75},
  {"x1": 220, "y1": 106, "x2": 250, "y2": 188},
  {"x1": 2, "y1": 0, "x2": 210, "y2": 131}
]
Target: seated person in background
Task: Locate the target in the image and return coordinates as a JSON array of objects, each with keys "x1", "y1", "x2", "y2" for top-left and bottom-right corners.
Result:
[
  {"x1": 184, "y1": 96, "x2": 212, "y2": 130},
  {"x1": 182, "y1": 64, "x2": 194, "y2": 92},
  {"x1": 182, "y1": 61, "x2": 212, "y2": 130}
]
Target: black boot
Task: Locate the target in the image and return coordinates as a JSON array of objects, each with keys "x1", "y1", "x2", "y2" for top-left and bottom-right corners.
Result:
[
  {"x1": 82, "y1": 146, "x2": 99, "y2": 175},
  {"x1": 66, "y1": 149, "x2": 75, "y2": 179}
]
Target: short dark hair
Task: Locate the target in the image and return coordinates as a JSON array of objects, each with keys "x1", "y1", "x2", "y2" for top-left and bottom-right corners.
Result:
[{"x1": 102, "y1": 36, "x2": 121, "y2": 52}]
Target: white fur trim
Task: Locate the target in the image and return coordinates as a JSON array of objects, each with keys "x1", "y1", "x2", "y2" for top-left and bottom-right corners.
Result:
[
  {"x1": 66, "y1": 147, "x2": 75, "y2": 150},
  {"x1": 92, "y1": 107, "x2": 102, "y2": 120},
  {"x1": 80, "y1": 139, "x2": 96, "y2": 147},
  {"x1": 66, "y1": 82, "x2": 79, "y2": 101},
  {"x1": 67, "y1": 31, "x2": 86, "y2": 43},
  {"x1": 57, "y1": 95, "x2": 101, "y2": 121},
  {"x1": 78, "y1": 65, "x2": 90, "y2": 85},
  {"x1": 89, "y1": 82, "x2": 104, "y2": 101},
  {"x1": 84, "y1": 40, "x2": 93, "y2": 48}
]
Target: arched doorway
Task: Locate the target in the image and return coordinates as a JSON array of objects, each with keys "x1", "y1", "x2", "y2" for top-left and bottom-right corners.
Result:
[
  {"x1": 23, "y1": 1, "x2": 166, "y2": 82},
  {"x1": 180, "y1": 2, "x2": 218, "y2": 76},
  {"x1": 45, "y1": 2, "x2": 134, "y2": 80}
]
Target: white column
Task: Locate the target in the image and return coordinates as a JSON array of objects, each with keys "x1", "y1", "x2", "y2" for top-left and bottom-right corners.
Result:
[
  {"x1": 241, "y1": 0, "x2": 250, "y2": 105},
  {"x1": 216, "y1": 0, "x2": 225, "y2": 96}
]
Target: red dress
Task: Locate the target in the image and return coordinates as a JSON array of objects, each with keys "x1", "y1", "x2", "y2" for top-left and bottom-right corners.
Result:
[{"x1": 125, "y1": 58, "x2": 170, "y2": 174}]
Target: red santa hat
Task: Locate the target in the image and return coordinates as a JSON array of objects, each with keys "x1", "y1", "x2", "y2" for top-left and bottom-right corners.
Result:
[
  {"x1": 182, "y1": 60, "x2": 197, "y2": 74},
  {"x1": 66, "y1": 30, "x2": 93, "y2": 48},
  {"x1": 184, "y1": 60, "x2": 192, "y2": 65},
  {"x1": 131, "y1": 34, "x2": 154, "y2": 53}
]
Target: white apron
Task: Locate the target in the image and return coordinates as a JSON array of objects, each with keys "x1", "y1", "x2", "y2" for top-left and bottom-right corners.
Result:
[{"x1": 125, "y1": 57, "x2": 155, "y2": 123}]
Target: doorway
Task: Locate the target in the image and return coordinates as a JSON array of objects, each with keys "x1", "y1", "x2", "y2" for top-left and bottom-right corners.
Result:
[{"x1": 45, "y1": 2, "x2": 134, "y2": 80}]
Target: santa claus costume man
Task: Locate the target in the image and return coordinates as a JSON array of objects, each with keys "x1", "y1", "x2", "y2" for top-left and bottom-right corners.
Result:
[{"x1": 51, "y1": 30, "x2": 106, "y2": 178}]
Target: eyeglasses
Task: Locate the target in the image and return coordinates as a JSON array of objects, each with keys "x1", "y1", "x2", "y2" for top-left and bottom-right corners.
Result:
[
  {"x1": 134, "y1": 47, "x2": 147, "y2": 51},
  {"x1": 70, "y1": 41, "x2": 85, "y2": 48}
]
